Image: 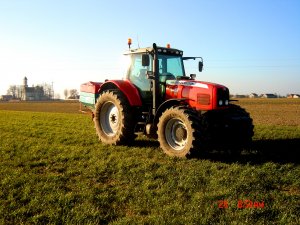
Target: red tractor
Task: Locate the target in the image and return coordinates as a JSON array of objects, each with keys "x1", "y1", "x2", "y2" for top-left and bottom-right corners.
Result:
[{"x1": 80, "y1": 41, "x2": 254, "y2": 157}]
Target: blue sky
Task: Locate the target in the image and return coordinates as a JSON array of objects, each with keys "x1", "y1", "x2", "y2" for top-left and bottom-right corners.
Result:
[{"x1": 0, "y1": 0, "x2": 300, "y2": 97}]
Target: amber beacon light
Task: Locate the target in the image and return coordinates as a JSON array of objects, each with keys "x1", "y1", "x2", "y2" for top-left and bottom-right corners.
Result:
[{"x1": 128, "y1": 38, "x2": 132, "y2": 49}]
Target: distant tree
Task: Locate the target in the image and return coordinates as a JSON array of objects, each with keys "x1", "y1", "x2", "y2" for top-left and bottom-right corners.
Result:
[
  {"x1": 69, "y1": 89, "x2": 79, "y2": 99},
  {"x1": 64, "y1": 89, "x2": 69, "y2": 99},
  {"x1": 7, "y1": 85, "x2": 17, "y2": 98},
  {"x1": 42, "y1": 83, "x2": 53, "y2": 99},
  {"x1": 16, "y1": 86, "x2": 22, "y2": 99}
]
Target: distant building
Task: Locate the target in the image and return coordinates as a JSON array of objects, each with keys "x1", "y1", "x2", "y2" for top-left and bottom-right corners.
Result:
[
  {"x1": 287, "y1": 94, "x2": 300, "y2": 99},
  {"x1": 261, "y1": 93, "x2": 277, "y2": 98},
  {"x1": 249, "y1": 93, "x2": 258, "y2": 98},
  {"x1": 233, "y1": 94, "x2": 247, "y2": 98},
  {"x1": 0, "y1": 95, "x2": 13, "y2": 101},
  {"x1": 21, "y1": 77, "x2": 48, "y2": 101}
]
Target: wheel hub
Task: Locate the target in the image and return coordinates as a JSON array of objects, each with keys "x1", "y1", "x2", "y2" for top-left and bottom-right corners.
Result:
[
  {"x1": 165, "y1": 118, "x2": 188, "y2": 151},
  {"x1": 175, "y1": 126, "x2": 187, "y2": 141},
  {"x1": 100, "y1": 101, "x2": 120, "y2": 136}
]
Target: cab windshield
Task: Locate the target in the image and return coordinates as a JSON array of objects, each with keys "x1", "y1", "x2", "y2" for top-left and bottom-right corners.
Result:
[{"x1": 158, "y1": 54, "x2": 185, "y2": 77}]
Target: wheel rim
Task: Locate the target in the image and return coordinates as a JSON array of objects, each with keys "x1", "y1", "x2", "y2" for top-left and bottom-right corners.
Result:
[
  {"x1": 165, "y1": 118, "x2": 188, "y2": 151},
  {"x1": 100, "y1": 101, "x2": 120, "y2": 136}
]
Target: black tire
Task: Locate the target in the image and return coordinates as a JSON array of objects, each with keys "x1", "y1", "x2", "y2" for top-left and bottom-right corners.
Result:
[
  {"x1": 200, "y1": 104, "x2": 254, "y2": 151},
  {"x1": 94, "y1": 90, "x2": 135, "y2": 145},
  {"x1": 157, "y1": 106, "x2": 201, "y2": 157}
]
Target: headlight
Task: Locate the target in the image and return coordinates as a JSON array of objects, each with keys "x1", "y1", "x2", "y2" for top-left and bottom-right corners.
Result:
[
  {"x1": 219, "y1": 100, "x2": 223, "y2": 106},
  {"x1": 225, "y1": 100, "x2": 229, "y2": 105}
]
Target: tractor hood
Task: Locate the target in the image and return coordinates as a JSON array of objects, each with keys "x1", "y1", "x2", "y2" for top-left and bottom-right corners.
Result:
[
  {"x1": 166, "y1": 79, "x2": 228, "y2": 90},
  {"x1": 165, "y1": 79, "x2": 230, "y2": 110}
]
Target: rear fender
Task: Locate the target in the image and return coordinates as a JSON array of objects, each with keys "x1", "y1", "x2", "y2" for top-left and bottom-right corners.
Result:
[{"x1": 99, "y1": 80, "x2": 142, "y2": 106}]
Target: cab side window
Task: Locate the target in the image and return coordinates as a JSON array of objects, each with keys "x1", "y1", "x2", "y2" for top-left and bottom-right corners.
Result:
[{"x1": 129, "y1": 54, "x2": 152, "y2": 92}]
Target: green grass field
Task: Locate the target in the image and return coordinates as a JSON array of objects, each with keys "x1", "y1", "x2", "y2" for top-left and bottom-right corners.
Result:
[{"x1": 0, "y1": 99, "x2": 299, "y2": 224}]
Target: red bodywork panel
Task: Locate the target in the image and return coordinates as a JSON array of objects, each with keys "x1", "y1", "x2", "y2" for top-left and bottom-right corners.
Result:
[
  {"x1": 80, "y1": 81, "x2": 102, "y2": 93},
  {"x1": 80, "y1": 80, "x2": 142, "y2": 107},
  {"x1": 99, "y1": 79, "x2": 143, "y2": 106},
  {"x1": 80, "y1": 80, "x2": 142, "y2": 106},
  {"x1": 165, "y1": 80, "x2": 228, "y2": 110},
  {"x1": 81, "y1": 79, "x2": 228, "y2": 110}
]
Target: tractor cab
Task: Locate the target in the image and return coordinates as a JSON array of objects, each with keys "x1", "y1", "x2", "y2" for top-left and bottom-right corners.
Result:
[
  {"x1": 124, "y1": 44, "x2": 201, "y2": 106},
  {"x1": 124, "y1": 48, "x2": 153, "y2": 104}
]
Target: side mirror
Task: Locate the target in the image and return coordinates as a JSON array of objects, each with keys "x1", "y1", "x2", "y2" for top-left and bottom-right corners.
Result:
[
  {"x1": 142, "y1": 54, "x2": 150, "y2": 67},
  {"x1": 199, "y1": 61, "x2": 203, "y2": 72},
  {"x1": 190, "y1": 74, "x2": 196, "y2": 80}
]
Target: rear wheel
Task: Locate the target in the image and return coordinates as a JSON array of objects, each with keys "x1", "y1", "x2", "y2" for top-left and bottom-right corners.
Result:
[
  {"x1": 94, "y1": 90, "x2": 135, "y2": 145},
  {"x1": 157, "y1": 106, "x2": 201, "y2": 157}
]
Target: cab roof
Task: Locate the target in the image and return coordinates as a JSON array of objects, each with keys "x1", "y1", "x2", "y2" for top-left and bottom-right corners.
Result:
[{"x1": 124, "y1": 46, "x2": 183, "y2": 56}]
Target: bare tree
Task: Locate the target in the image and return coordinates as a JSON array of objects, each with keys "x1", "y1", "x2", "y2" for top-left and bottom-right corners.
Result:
[
  {"x1": 7, "y1": 85, "x2": 17, "y2": 98},
  {"x1": 42, "y1": 83, "x2": 53, "y2": 99},
  {"x1": 64, "y1": 89, "x2": 69, "y2": 99},
  {"x1": 16, "y1": 86, "x2": 22, "y2": 99},
  {"x1": 69, "y1": 89, "x2": 79, "y2": 99}
]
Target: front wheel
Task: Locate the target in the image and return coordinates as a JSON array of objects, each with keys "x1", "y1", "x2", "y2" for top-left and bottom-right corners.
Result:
[
  {"x1": 157, "y1": 106, "x2": 201, "y2": 157},
  {"x1": 200, "y1": 104, "x2": 254, "y2": 152}
]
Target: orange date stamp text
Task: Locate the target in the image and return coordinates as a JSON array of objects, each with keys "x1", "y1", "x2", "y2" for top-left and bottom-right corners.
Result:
[{"x1": 214, "y1": 199, "x2": 265, "y2": 209}]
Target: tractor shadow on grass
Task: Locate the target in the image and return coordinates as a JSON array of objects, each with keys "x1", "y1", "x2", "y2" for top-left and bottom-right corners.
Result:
[
  {"x1": 198, "y1": 138, "x2": 300, "y2": 165},
  {"x1": 130, "y1": 139, "x2": 160, "y2": 148}
]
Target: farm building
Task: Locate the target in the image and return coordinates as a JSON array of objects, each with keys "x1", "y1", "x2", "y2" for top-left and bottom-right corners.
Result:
[
  {"x1": 249, "y1": 93, "x2": 258, "y2": 98},
  {"x1": 287, "y1": 94, "x2": 300, "y2": 98},
  {"x1": 261, "y1": 93, "x2": 278, "y2": 98},
  {"x1": 0, "y1": 95, "x2": 13, "y2": 101},
  {"x1": 232, "y1": 94, "x2": 248, "y2": 98}
]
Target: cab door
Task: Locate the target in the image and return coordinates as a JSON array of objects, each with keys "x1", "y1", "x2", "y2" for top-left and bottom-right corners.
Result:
[{"x1": 128, "y1": 54, "x2": 152, "y2": 105}]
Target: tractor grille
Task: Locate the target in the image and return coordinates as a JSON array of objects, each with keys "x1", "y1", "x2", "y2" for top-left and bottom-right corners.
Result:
[
  {"x1": 197, "y1": 94, "x2": 210, "y2": 105},
  {"x1": 217, "y1": 87, "x2": 229, "y2": 106}
]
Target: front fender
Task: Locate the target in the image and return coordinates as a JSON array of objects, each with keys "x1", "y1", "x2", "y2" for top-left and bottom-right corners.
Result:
[{"x1": 154, "y1": 98, "x2": 186, "y2": 124}]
